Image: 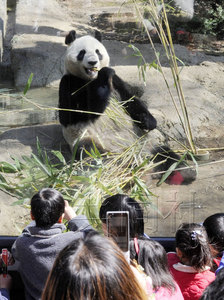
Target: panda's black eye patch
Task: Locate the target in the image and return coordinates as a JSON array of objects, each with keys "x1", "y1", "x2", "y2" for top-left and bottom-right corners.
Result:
[
  {"x1": 77, "y1": 50, "x2": 86, "y2": 61},
  {"x1": 96, "y1": 49, "x2": 103, "y2": 60}
]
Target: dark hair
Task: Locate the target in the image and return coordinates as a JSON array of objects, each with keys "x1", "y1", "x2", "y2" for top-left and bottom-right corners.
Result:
[
  {"x1": 99, "y1": 194, "x2": 144, "y2": 238},
  {"x1": 200, "y1": 267, "x2": 224, "y2": 300},
  {"x1": 31, "y1": 188, "x2": 65, "y2": 228},
  {"x1": 176, "y1": 223, "x2": 212, "y2": 271},
  {"x1": 203, "y1": 213, "x2": 224, "y2": 255},
  {"x1": 130, "y1": 238, "x2": 176, "y2": 292},
  {"x1": 42, "y1": 231, "x2": 147, "y2": 300}
]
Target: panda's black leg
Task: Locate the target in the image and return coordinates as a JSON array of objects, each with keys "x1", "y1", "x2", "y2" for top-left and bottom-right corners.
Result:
[
  {"x1": 151, "y1": 146, "x2": 197, "y2": 185},
  {"x1": 112, "y1": 74, "x2": 157, "y2": 131}
]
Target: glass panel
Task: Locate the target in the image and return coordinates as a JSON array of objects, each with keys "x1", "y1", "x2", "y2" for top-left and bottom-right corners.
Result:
[{"x1": 0, "y1": 0, "x2": 223, "y2": 237}]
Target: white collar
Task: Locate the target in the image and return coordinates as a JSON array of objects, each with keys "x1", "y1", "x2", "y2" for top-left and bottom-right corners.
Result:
[{"x1": 173, "y1": 262, "x2": 210, "y2": 273}]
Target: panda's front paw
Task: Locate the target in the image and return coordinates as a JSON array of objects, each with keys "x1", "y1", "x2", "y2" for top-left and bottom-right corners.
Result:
[
  {"x1": 123, "y1": 97, "x2": 157, "y2": 131},
  {"x1": 138, "y1": 112, "x2": 157, "y2": 131},
  {"x1": 98, "y1": 67, "x2": 115, "y2": 81}
]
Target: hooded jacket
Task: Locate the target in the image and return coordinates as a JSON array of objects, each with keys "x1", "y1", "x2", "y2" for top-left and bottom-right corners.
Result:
[{"x1": 11, "y1": 215, "x2": 91, "y2": 300}]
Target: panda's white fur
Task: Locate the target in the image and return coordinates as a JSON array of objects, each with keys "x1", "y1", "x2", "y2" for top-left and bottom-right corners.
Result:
[{"x1": 65, "y1": 36, "x2": 110, "y2": 80}]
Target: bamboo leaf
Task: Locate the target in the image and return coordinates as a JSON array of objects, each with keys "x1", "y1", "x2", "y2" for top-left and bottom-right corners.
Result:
[
  {"x1": 52, "y1": 150, "x2": 66, "y2": 165},
  {"x1": 149, "y1": 61, "x2": 162, "y2": 73},
  {"x1": 96, "y1": 167, "x2": 102, "y2": 180},
  {"x1": 0, "y1": 173, "x2": 7, "y2": 183},
  {"x1": 134, "y1": 176, "x2": 151, "y2": 197},
  {"x1": 36, "y1": 137, "x2": 44, "y2": 161},
  {"x1": 43, "y1": 150, "x2": 52, "y2": 173},
  {"x1": 0, "y1": 161, "x2": 18, "y2": 173},
  {"x1": 10, "y1": 156, "x2": 24, "y2": 171},
  {"x1": 90, "y1": 148, "x2": 97, "y2": 158},
  {"x1": 30, "y1": 153, "x2": 51, "y2": 176},
  {"x1": 12, "y1": 198, "x2": 28, "y2": 206},
  {"x1": 157, "y1": 161, "x2": 179, "y2": 186},
  {"x1": 92, "y1": 141, "x2": 101, "y2": 158},
  {"x1": 21, "y1": 155, "x2": 36, "y2": 165},
  {"x1": 23, "y1": 73, "x2": 34, "y2": 95},
  {"x1": 71, "y1": 175, "x2": 91, "y2": 183},
  {"x1": 157, "y1": 152, "x2": 188, "y2": 186},
  {"x1": 83, "y1": 148, "x2": 95, "y2": 158},
  {"x1": 0, "y1": 182, "x2": 14, "y2": 190},
  {"x1": 128, "y1": 44, "x2": 141, "y2": 56},
  {"x1": 70, "y1": 139, "x2": 80, "y2": 173}
]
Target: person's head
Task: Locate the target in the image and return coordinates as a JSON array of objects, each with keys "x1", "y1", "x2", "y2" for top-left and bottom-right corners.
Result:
[
  {"x1": 99, "y1": 194, "x2": 144, "y2": 238},
  {"x1": 175, "y1": 223, "x2": 212, "y2": 271},
  {"x1": 200, "y1": 267, "x2": 224, "y2": 300},
  {"x1": 31, "y1": 188, "x2": 65, "y2": 228},
  {"x1": 130, "y1": 238, "x2": 175, "y2": 292},
  {"x1": 42, "y1": 231, "x2": 148, "y2": 300},
  {"x1": 203, "y1": 213, "x2": 224, "y2": 256}
]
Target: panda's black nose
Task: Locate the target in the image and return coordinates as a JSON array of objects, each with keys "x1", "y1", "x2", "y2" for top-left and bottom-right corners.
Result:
[{"x1": 88, "y1": 61, "x2": 97, "y2": 66}]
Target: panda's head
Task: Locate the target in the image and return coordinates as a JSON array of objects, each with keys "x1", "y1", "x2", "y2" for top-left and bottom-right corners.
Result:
[{"x1": 64, "y1": 30, "x2": 110, "y2": 81}]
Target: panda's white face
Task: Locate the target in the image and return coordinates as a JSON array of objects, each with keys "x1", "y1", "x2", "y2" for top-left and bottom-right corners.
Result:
[{"x1": 65, "y1": 35, "x2": 110, "y2": 81}]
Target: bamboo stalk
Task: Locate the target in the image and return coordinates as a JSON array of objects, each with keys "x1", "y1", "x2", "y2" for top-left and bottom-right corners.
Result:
[{"x1": 132, "y1": 0, "x2": 197, "y2": 153}]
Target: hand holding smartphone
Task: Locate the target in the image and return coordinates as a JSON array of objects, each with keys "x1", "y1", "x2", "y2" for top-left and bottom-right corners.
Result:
[{"x1": 106, "y1": 211, "x2": 130, "y2": 262}]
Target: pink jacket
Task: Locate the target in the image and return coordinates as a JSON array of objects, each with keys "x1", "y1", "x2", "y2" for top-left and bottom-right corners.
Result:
[
  {"x1": 167, "y1": 252, "x2": 215, "y2": 300},
  {"x1": 154, "y1": 283, "x2": 184, "y2": 300}
]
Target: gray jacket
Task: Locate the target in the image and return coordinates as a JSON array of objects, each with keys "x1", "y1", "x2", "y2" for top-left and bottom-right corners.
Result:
[{"x1": 11, "y1": 215, "x2": 91, "y2": 300}]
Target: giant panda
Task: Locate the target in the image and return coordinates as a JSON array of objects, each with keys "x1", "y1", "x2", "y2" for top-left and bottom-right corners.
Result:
[
  {"x1": 59, "y1": 30, "x2": 157, "y2": 147},
  {"x1": 59, "y1": 30, "x2": 196, "y2": 185}
]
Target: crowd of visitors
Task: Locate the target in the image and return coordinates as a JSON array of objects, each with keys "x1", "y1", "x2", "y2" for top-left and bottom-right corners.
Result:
[{"x1": 0, "y1": 188, "x2": 224, "y2": 300}]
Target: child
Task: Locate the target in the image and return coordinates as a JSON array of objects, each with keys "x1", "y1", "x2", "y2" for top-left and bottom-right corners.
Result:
[
  {"x1": 203, "y1": 213, "x2": 224, "y2": 271},
  {"x1": 99, "y1": 194, "x2": 153, "y2": 296},
  {"x1": 99, "y1": 194, "x2": 145, "y2": 238},
  {"x1": 11, "y1": 188, "x2": 91, "y2": 300},
  {"x1": 167, "y1": 223, "x2": 215, "y2": 300},
  {"x1": 130, "y1": 238, "x2": 184, "y2": 299}
]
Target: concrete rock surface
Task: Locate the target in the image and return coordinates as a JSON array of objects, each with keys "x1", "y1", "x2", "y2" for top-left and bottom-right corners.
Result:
[{"x1": 8, "y1": 0, "x2": 224, "y2": 87}]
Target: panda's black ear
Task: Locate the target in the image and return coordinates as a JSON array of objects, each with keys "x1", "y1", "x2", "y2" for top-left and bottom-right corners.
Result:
[
  {"x1": 65, "y1": 30, "x2": 76, "y2": 45},
  {"x1": 95, "y1": 30, "x2": 102, "y2": 42}
]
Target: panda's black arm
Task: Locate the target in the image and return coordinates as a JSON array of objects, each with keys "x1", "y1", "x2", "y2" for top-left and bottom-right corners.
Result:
[
  {"x1": 58, "y1": 75, "x2": 89, "y2": 127},
  {"x1": 59, "y1": 75, "x2": 74, "y2": 127},
  {"x1": 112, "y1": 74, "x2": 157, "y2": 131},
  {"x1": 58, "y1": 72, "x2": 112, "y2": 127}
]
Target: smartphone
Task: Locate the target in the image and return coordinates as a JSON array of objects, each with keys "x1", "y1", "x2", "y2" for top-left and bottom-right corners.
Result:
[
  {"x1": 1, "y1": 249, "x2": 8, "y2": 278},
  {"x1": 106, "y1": 211, "x2": 130, "y2": 262}
]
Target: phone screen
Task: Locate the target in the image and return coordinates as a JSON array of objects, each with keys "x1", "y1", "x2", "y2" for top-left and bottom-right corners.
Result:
[{"x1": 106, "y1": 211, "x2": 129, "y2": 252}]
